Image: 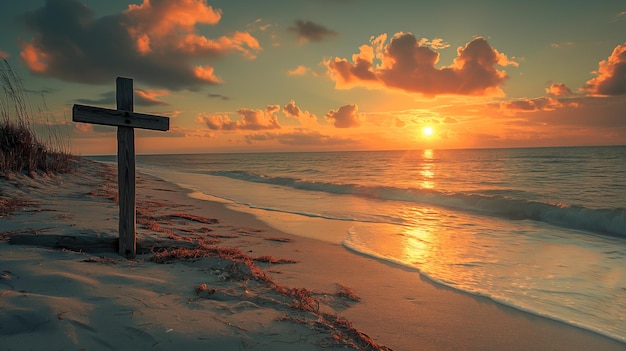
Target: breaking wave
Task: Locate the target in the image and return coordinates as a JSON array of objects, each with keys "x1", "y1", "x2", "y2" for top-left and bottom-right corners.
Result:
[{"x1": 205, "y1": 170, "x2": 626, "y2": 238}]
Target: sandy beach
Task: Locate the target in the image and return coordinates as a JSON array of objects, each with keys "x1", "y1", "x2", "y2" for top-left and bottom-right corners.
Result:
[{"x1": 1, "y1": 159, "x2": 625, "y2": 351}]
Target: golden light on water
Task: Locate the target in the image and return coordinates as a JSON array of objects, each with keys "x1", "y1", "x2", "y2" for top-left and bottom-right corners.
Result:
[
  {"x1": 422, "y1": 148, "x2": 434, "y2": 160},
  {"x1": 402, "y1": 227, "x2": 435, "y2": 266},
  {"x1": 420, "y1": 149, "x2": 435, "y2": 189}
]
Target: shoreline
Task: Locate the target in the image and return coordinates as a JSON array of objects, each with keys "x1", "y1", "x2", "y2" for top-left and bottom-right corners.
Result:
[
  {"x1": 145, "y1": 164, "x2": 626, "y2": 346},
  {"x1": 1, "y1": 159, "x2": 625, "y2": 350}
]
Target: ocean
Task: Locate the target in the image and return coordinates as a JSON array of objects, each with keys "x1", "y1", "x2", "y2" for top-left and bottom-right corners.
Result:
[{"x1": 91, "y1": 145, "x2": 626, "y2": 343}]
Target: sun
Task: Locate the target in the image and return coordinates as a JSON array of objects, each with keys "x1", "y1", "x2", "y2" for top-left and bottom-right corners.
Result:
[{"x1": 422, "y1": 126, "x2": 434, "y2": 137}]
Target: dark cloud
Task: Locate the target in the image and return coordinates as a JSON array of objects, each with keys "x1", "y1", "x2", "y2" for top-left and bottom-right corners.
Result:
[
  {"x1": 525, "y1": 97, "x2": 626, "y2": 129},
  {"x1": 75, "y1": 89, "x2": 169, "y2": 106},
  {"x1": 326, "y1": 33, "x2": 517, "y2": 97},
  {"x1": 18, "y1": 0, "x2": 260, "y2": 90},
  {"x1": 75, "y1": 91, "x2": 114, "y2": 105},
  {"x1": 208, "y1": 93, "x2": 230, "y2": 100},
  {"x1": 500, "y1": 99, "x2": 539, "y2": 112},
  {"x1": 25, "y1": 87, "x2": 57, "y2": 95},
  {"x1": 288, "y1": 20, "x2": 337, "y2": 43},
  {"x1": 283, "y1": 99, "x2": 303, "y2": 118},
  {"x1": 325, "y1": 104, "x2": 362, "y2": 128},
  {"x1": 583, "y1": 42, "x2": 626, "y2": 96},
  {"x1": 497, "y1": 97, "x2": 574, "y2": 114}
]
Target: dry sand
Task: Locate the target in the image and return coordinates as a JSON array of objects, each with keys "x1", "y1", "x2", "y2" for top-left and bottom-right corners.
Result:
[{"x1": 1, "y1": 159, "x2": 625, "y2": 351}]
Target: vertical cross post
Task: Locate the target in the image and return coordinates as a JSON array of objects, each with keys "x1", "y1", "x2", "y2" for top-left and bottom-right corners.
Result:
[
  {"x1": 116, "y1": 78, "x2": 136, "y2": 258},
  {"x1": 73, "y1": 77, "x2": 169, "y2": 259}
]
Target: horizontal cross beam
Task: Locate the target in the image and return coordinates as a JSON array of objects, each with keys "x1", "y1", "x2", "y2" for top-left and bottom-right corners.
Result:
[{"x1": 73, "y1": 104, "x2": 169, "y2": 131}]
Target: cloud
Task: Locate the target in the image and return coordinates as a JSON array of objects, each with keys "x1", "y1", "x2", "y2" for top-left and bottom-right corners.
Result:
[
  {"x1": 283, "y1": 99, "x2": 303, "y2": 117},
  {"x1": 135, "y1": 89, "x2": 169, "y2": 106},
  {"x1": 325, "y1": 104, "x2": 362, "y2": 128},
  {"x1": 75, "y1": 91, "x2": 115, "y2": 105},
  {"x1": 546, "y1": 83, "x2": 573, "y2": 96},
  {"x1": 25, "y1": 87, "x2": 57, "y2": 95},
  {"x1": 497, "y1": 97, "x2": 579, "y2": 114},
  {"x1": 244, "y1": 130, "x2": 357, "y2": 146},
  {"x1": 208, "y1": 93, "x2": 230, "y2": 100},
  {"x1": 288, "y1": 65, "x2": 310, "y2": 76},
  {"x1": 325, "y1": 33, "x2": 517, "y2": 97},
  {"x1": 283, "y1": 99, "x2": 317, "y2": 127},
  {"x1": 550, "y1": 42, "x2": 575, "y2": 49},
  {"x1": 582, "y1": 42, "x2": 626, "y2": 96},
  {"x1": 18, "y1": 0, "x2": 261, "y2": 90},
  {"x1": 124, "y1": 0, "x2": 221, "y2": 37},
  {"x1": 160, "y1": 110, "x2": 182, "y2": 119},
  {"x1": 288, "y1": 20, "x2": 337, "y2": 43},
  {"x1": 197, "y1": 105, "x2": 281, "y2": 130},
  {"x1": 75, "y1": 89, "x2": 169, "y2": 106},
  {"x1": 500, "y1": 99, "x2": 539, "y2": 112},
  {"x1": 529, "y1": 96, "x2": 626, "y2": 129},
  {"x1": 74, "y1": 123, "x2": 95, "y2": 134},
  {"x1": 73, "y1": 122, "x2": 116, "y2": 135}
]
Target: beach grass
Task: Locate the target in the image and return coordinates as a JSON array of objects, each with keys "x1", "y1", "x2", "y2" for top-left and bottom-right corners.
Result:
[{"x1": 0, "y1": 59, "x2": 73, "y2": 176}]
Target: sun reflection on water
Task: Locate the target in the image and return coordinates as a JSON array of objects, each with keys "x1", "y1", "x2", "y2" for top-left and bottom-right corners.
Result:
[
  {"x1": 402, "y1": 227, "x2": 435, "y2": 266},
  {"x1": 398, "y1": 207, "x2": 482, "y2": 288},
  {"x1": 420, "y1": 149, "x2": 436, "y2": 189}
]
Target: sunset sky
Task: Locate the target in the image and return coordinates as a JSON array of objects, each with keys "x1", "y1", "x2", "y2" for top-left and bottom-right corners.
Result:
[{"x1": 1, "y1": 0, "x2": 625, "y2": 155}]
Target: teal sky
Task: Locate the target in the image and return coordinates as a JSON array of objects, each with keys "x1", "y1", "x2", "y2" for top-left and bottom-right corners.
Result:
[{"x1": 1, "y1": 0, "x2": 625, "y2": 154}]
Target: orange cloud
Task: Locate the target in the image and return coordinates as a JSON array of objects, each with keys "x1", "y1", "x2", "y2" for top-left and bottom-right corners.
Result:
[
  {"x1": 326, "y1": 104, "x2": 362, "y2": 128},
  {"x1": 124, "y1": 0, "x2": 222, "y2": 38},
  {"x1": 74, "y1": 123, "x2": 94, "y2": 133},
  {"x1": 194, "y1": 65, "x2": 222, "y2": 83},
  {"x1": 135, "y1": 33, "x2": 152, "y2": 54},
  {"x1": 326, "y1": 33, "x2": 517, "y2": 97},
  {"x1": 135, "y1": 89, "x2": 170, "y2": 106},
  {"x1": 177, "y1": 31, "x2": 260, "y2": 58},
  {"x1": 546, "y1": 83, "x2": 573, "y2": 96},
  {"x1": 244, "y1": 130, "x2": 357, "y2": 146},
  {"x1": 288, "y1": 65, "x2": 309, "y2": 76},
  {"x1": 124, "y1": 1, "x2": 259, "y2": 58},
  {"x1": 18, "y1": 0, "x2": 260, "y2": 90},
  {"x1": 197, "y1": 105, "x2": 281, "y2": 130},
  {"x1": 583, "y1": 42, "x2": 626, "y2": 96},
  {"x1": 19, "y1": 43, "x2": 47, "y2": 73},
  {"x1": 283, "y1": 100, "x2": 317, "y2": 127}
]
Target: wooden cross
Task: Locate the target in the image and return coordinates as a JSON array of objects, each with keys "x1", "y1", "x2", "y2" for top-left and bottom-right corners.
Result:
[{"x1": 72, "y1": 77, "x2": 169, "y2": 258}]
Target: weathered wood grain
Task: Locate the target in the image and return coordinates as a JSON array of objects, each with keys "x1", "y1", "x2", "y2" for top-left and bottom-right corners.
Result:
[
  {"x1": 116, "y1": 78, "x2": 136, "y2": 258},
  {"x1": 72, "y1": 105, "x2": 169, "y2": 131}
]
